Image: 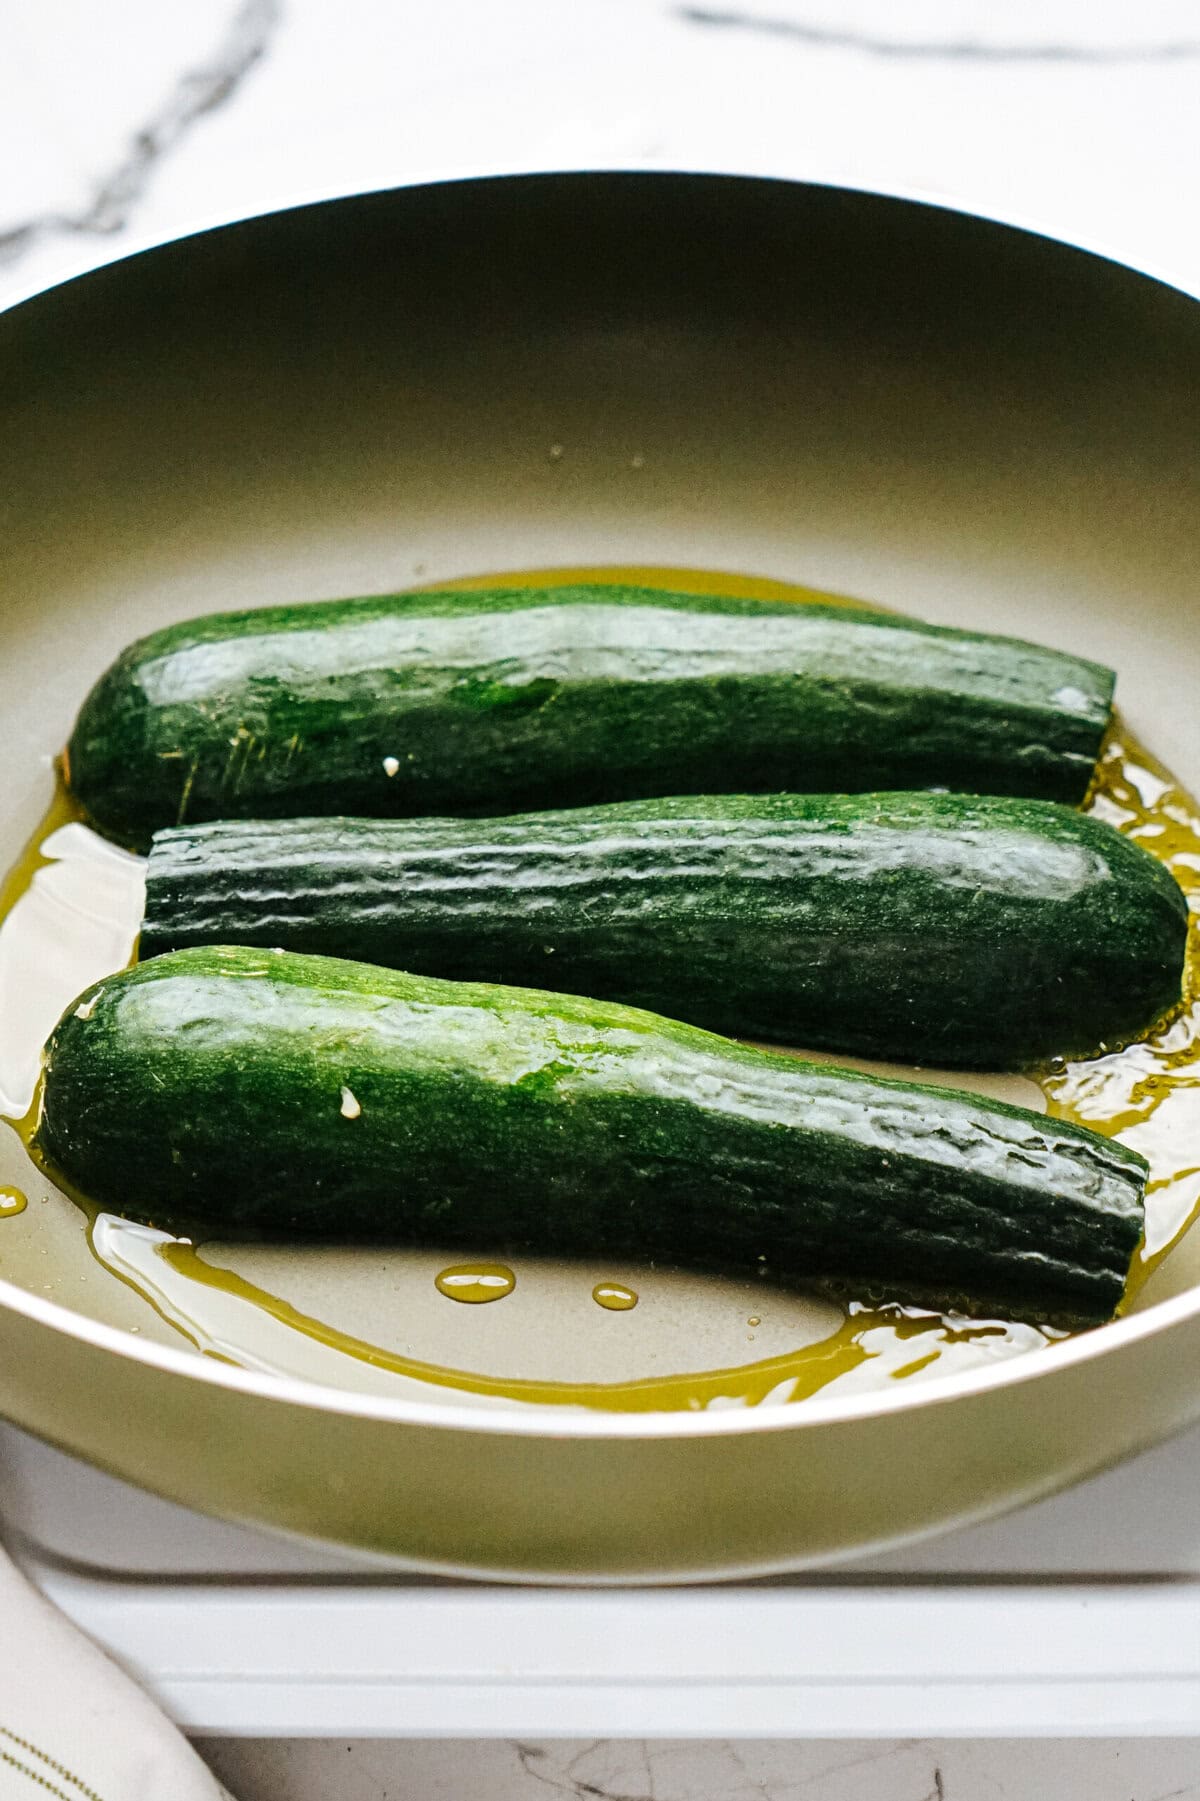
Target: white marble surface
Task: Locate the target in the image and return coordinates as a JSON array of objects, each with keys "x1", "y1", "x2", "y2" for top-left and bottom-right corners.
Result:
[
  {"x1": 3, "y1": 0, "x2": 1200, "y2": 310},
  {"x1": 4, "y1": 3, "x2": 1200, "y2": 1797},
  {"x1": 203, "y1": 1737, "x2": 1200, "y2": 1801}
]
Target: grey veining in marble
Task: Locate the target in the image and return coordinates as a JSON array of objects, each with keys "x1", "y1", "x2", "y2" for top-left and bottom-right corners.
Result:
[
  {"x1": 677, "y1": 6, "x2": 1200, "y2": 62},
  {"x1": 200, "y1": 1735, "x2": 1200, "y2": 1800},
  {"x1": 0, "y1": 0, "x2": 281, "y2": 268}
]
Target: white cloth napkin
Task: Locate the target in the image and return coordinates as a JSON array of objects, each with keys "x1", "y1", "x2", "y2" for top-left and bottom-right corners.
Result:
[{"x1": 0, "y1": 1542, "x2": 235, "y2": 1801}]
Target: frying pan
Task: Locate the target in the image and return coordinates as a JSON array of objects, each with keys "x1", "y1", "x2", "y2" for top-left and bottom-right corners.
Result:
[{"x1": 1, "y1": 172, "x2": 1198, "y2": 1582}]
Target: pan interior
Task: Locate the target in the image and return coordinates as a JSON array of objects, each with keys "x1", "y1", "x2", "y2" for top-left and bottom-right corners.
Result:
[{"x1": 1, "y1": 174, "x2": 1198, "y2": 1422}]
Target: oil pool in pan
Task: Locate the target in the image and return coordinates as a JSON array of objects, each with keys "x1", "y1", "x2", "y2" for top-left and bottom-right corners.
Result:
[{"x1": 2, "y1": 567, "x2": 1198, "y2": 1412}]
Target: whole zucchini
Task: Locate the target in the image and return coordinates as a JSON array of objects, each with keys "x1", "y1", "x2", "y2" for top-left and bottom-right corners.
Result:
[
  {"x1": 141, "y1": 793, "x2": 1188, "y2": 1069},
  {"x1": 66, "y1": 585, "x2": 1115, "y2": 846},
  {"x1": 36, "y1": 946, "x2": 1146, "y2": 1324}
]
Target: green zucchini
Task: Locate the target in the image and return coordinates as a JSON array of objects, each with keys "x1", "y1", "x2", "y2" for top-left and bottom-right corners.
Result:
[
  {"x1": 36, "y1": 945, "x2": 1146, "y2": 1324},
  {"x1": 141, "y1": 793, "x2": 1188, "y2": 1070},
  {"x1": 66, "y1": 585, "x2": 1115, "y2": 847}
]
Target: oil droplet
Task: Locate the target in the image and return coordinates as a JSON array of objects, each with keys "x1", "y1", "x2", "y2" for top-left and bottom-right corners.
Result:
[
  {"x1": 747, "y1": 1316, "x2": 761, "y2": 1328},
  {"x1": 382, "y1": 756, "x2": 400, "y2": 777},
  {"x1": 0, "y1": 1187, "x2": 27, "y2": 1218},
  {"x1": 593, "y1": 1281, "x2": 638, "y2": 1312},
  {"x1": 435, "y1": 1262, "x2": 515, "y2": 1304}
]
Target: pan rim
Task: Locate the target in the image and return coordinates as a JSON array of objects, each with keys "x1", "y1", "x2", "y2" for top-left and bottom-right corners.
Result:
[
  {"x1": 1, "y1": 162, "x2": 1196, "y2": 322},
  {"x1": 0, "y1": 1264, "x2": 1192, "y2": 1440}
]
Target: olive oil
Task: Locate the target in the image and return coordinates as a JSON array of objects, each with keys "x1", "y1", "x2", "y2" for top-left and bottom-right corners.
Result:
[
  {"x1": 435, "y1": 1263, "x2": 516, "y2": 1304},
  {"x1": 114, "y1": 1227, "x2": 1023, "y2": 1413},
  {"x1": 1041, "y1": 726, "x2": 1200, "y2": 1305},
  {"x1": 0, "y1": 779, "x2": 84, "y2": 922},
  {"x1": 593, "y1": 1282, "x2": 639, "y2": 1312},
  {"x1": 2, "y1": 565, "x2": 1197, "y2": 1412}
]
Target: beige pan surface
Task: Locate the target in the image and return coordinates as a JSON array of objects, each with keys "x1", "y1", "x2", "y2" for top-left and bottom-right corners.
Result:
[{"x1": 0, "y1": 173, "x2": 1198, "y2": 1581}]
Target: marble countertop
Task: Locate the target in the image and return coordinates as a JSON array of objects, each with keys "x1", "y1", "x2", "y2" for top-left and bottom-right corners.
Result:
[
  {"x1": 2, "y1": 5, "x2": 1199, "y2": 1799},
  {"x1": 3, "y1": 0, "x2": 1200, "y2": 311}
]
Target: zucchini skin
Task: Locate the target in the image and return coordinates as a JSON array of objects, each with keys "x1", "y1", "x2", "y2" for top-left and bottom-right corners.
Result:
[
  {"x1": 66, "y1": 586, "x2": 1115, "y2": 846},
  {"x1": 141, "y1": 793, "x2": 1188, "y2": 1070},
  {"x1": 36, "y1": 946, "x2": 1146, "y2": 1325}
]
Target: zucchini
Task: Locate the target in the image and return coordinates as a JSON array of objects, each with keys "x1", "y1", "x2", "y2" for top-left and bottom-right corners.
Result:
[
  {"x1": 66, "y1": 585, "x2": 1115, "y2": 847},
  {"x1": 141, "y1": 793, "x2": 1188, "y2": 1069},
  {"x1": 36, "y1": 945, "x2": 1147, "y2": 1324}
]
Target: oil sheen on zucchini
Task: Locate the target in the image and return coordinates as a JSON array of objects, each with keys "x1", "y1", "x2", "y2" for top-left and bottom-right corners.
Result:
[
  {"x1": 65, "y1": 585, "x2": 1115, "y2": 846},
  {"x1": 35, "y1": 946, "x2": 1147, "y2": 1325},
  {"x1": 141, "y1": 793, "x2": 1188, "y2": 1069}
]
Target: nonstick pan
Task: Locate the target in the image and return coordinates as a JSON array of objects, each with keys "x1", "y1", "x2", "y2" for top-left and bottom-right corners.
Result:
[{"x1": 0, "y1": 172, "x2": 1198, "y2": 1581}]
